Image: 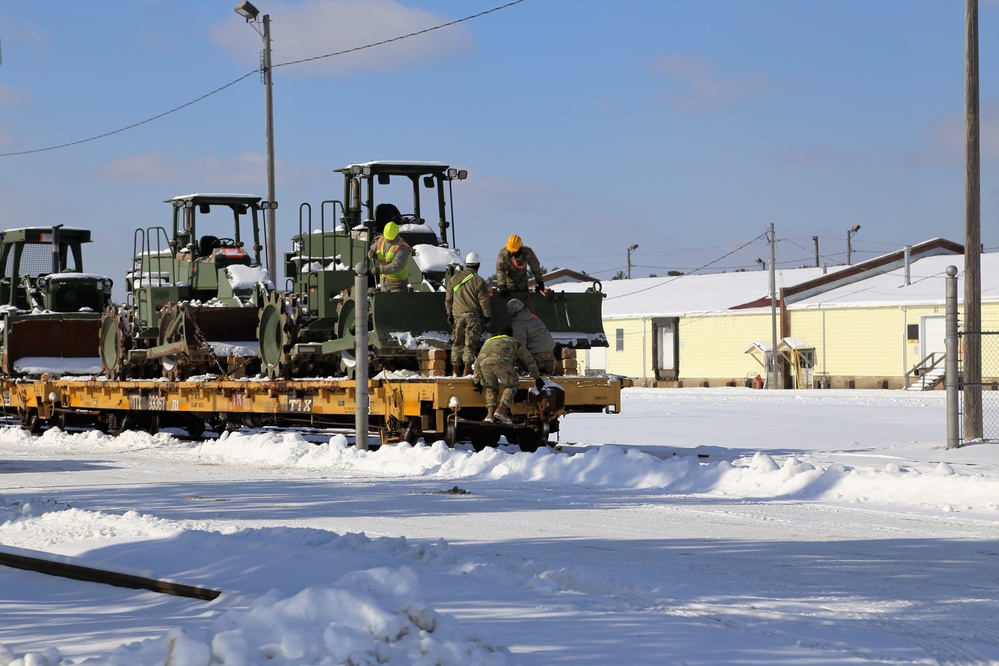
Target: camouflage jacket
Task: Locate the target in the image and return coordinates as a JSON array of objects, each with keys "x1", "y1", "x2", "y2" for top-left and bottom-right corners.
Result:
[
  {"x1": 474, "y1": 334, "x2": 540, "y2": 380},
  {"x1": 495, "y1": 245, "x2": 542, "y2": 291},
  {"x1": 445, "y1": 267, "x2": 491, "y2": 318}
]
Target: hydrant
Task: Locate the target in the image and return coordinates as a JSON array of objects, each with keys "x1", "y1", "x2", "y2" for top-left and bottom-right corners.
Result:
[{"x1": 754, "y1": 374, "x2": 763, "y2": 390}]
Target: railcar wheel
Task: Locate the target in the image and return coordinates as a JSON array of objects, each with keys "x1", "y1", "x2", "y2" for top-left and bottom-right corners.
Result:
[
  {"x1": 471, "y1": 431, "x2": 501, "y2": 451},
  {"x1": 20, "y1": 409, "x2": 41, "y2": 434},
  {"x1": 403, "y1": 417, "x2": 422, "y2": 445},
  {"x1": 443, "y1": 417, "x2": 458, "y2": 448},
  {"x1": 186, "y1": 419, "x2": 206, "y2": 439}
]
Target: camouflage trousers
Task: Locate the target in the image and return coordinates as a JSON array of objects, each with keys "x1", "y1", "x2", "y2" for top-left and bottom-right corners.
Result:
[
  {"x1": 451, "y1": 314, "x2": 485, "y2": 365},
  {"x1": 533, "y1": 350, "x2": 558, "y2": 376},
  {"x1": 379, "y1": 278, "x2": 408, "y2": 292},
  {"x1": 477, "y1": 357, "x2": 519, "y2": 408}
]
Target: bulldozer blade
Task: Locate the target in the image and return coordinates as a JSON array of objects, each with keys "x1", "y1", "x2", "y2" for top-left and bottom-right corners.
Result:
[
  {"x1": 3, "y1": 315, "x2": 102, "y2": 375},
  {"x1": 369, "y1": 291, "x2": 451, "y2": 350}
]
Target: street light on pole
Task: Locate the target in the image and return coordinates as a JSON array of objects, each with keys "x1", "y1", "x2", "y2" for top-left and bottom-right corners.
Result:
[
  {"x1": 234, "y1": 1, "x2": 278, "y2": 280},
  {"x1": 627, "y1": 244, "x2": 638, "y2": 279},
  {"x1": 846, "y1": 224, "x2": 861, "y2": 265}
]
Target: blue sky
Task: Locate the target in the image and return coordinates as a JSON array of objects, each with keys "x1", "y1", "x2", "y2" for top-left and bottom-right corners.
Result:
[{"x1": 2, "y1": 0, "x2": 998, "y2": 297}]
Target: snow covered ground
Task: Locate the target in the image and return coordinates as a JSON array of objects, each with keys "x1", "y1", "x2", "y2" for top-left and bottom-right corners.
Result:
[{"x1": 2, "y1": 387, "x2": 999, "y2": 665}]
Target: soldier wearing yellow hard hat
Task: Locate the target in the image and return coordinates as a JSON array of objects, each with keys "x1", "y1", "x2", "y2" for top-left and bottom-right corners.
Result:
[{"x1": 495, "y1": 234, "x2": 544, "y2": 296}]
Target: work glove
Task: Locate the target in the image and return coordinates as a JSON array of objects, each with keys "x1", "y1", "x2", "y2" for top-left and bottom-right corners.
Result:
[
  {"x1": 535, "y1": 377, "x2": 545, "y2": 391},
  {"x1": 483, "y1": 317, "x2": 491, "y2": 327},
  {"x1": 473, "y1": 382, "x2": 483, "y2": 394},
  {"x1": 497, "y1": 287, "x2": 510, "y2": 297},
  {"x1": 446, "y1": 314, "x2": 455, "y2": 327},
  {"x1": 534, "y1": 280, "x2": 545, "y2": 293},
  {"x1": 367, "y1": 248, "x2": 375, "y2": 260}
]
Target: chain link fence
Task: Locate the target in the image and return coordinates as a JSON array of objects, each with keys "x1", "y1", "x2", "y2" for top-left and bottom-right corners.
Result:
[{"x1": 958, "y1": 331, "x2": 999, "y2": 442}]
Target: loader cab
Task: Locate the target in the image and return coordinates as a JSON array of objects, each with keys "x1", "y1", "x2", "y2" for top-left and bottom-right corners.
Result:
[
  {"x1": 338, "y1": 160, "x2": 467, "y2": 250},
  {"x1": 0, "y1": 227, "x2": 112, "y2": 311},
  {"x1": 164, "y1": 194, "x2": 267, "y2": 301}
]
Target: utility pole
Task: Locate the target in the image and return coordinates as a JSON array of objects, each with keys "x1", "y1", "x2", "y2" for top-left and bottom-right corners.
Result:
[
  {"x1": 846, "y1": 225, "x2": 860, "y2": 265},
  {"x1": 813, "y1": 236, "x2": 820, "y2": 268},
  {"x1": 769, "y1": 223, "x2": 780, "y2": 390},
  {"x1": 627, "y1": 244, "x2": 638, "y2": 279},
  {"x1": 964, "y1": 0, "x2": 983, "y2": 440},
  {"x1": 262, "y1": 13, "x2": 277, "y2": 280},
  {"x1": 234, "y1": 2, "x2": 278, "y2": 280}
]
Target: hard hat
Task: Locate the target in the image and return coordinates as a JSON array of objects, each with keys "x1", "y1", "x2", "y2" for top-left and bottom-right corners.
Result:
[
  {"x1": 383, "y1": 221, "x2": 399, "y2": 240},
  {"x1": 506, "y1": 298, "x2": 525, "y2": 315},
  {"x1": 506, "y1": 234, "x2": 523, "y2": 252},
  {"x1": 464, "y1": 252, "x2": 481, "y2": 266}
]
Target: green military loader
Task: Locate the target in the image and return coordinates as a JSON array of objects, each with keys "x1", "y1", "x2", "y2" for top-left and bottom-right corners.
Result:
[
  {"x1": 0, "y1": 226, "x2": 114, "y2": 376},
  {"x1": 257, "y1": 160, "x2": 607, "y2": 379}
]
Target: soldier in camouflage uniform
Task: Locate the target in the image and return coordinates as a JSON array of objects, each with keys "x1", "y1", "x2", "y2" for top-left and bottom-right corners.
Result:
[
  {"x1": 473, "y1": 327, "x2": 544, "y2": 423},
  {"x1": 445, "y1": 252, "x2": 491, "y2": 376},
  {"x1": 496, "y1": 234, "x2": 545, "y2": 296},
  {"x1": 367, "y1": 221, "x2": 411, "y2": 292},
  {"x1": 507, "y1": 298, "x2": 559, "y2": 375}
]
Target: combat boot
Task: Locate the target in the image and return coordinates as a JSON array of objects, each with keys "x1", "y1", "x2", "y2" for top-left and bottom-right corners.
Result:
[
  {"x1": 452, "y1": 363, "x2": 462, "y2": 376},
  {"x1": 463, "y1": 362, "x2": 473, "y2": 376},
  {"x1": 484, "y1": 405, "x2": 495, "y2": 422},
  {"x1": 493, "y1": 405, "x2": 513, "y2": 424}
]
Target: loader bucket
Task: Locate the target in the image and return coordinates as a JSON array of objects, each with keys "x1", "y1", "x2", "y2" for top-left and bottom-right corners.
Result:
[
  {"x1": 186, "y1": 306, "x2": 261, "y2": 343},
  {"x1": 2, "y1": 313, "x2": 103, "y2": 376},
  {"x1": 368, "y1": 291, "x2": 451, "y2": 351},
  {"x1": 490, "y1": 289, "x2": 608, "y2": 349}
]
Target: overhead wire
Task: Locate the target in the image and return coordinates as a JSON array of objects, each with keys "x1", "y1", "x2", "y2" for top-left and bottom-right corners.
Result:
[
  {"x1": 0, "y1": 0, "x2": 527, "y2": 158},
  {"x1": 604, "y1": 231, "x2": 770, "y2": 301}
]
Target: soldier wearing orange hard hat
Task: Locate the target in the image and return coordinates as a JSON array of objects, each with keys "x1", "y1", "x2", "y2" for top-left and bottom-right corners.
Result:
[{"x1": 495, "y1": 234, "x2": 544, "y2": 297}]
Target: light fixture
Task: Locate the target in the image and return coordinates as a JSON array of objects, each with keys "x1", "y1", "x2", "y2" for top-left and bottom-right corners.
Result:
[
  {"x1": 234, "y1": 1, "x2": 260, "y2": 21},
  {"x1": 627, "y1": 243, "x2": 639, "y2": 279}
]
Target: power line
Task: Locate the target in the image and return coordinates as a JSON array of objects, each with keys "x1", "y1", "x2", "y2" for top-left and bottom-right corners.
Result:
[
  {"x1": 276, "y1": 0, "x2": 525, "y2": 69},
  {"x1": 0, "y1": 72, "x2": 257, "y2": 157},
  {"x1": 0, "y1": 0, "x2": 527, "y2": 158},
  {"x1": 603, "y1": 231, "x2": 769, "y2": 300}
]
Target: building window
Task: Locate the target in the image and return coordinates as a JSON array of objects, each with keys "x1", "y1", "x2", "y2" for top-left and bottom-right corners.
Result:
[{"x1": 615, "y1": 328, "x2": 624, "y2": 352}]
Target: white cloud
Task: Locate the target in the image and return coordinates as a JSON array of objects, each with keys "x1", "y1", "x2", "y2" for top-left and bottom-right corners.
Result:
[
  {"x1": 904, "y1": 98, "x2": 999, "y2": 167},
  {"x1": 212, "y1": 0, "x2": 474, "y2": 78},
  {"x1": 0, "y1": 82, "x2": 31, "y2": 107},
  {"x1": 650, "y1": 54, "x2": 769, "y2": 113},
  {"x1": 99, "y1": 152, "x2": 308, "y2": 188}
]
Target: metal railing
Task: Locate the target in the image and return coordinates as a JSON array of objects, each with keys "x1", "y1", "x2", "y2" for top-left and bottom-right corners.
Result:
[{"x1": 905, "y1": 352, "x2": 946, "y2": 389}]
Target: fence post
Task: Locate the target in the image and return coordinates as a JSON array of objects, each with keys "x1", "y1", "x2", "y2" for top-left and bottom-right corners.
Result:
[{"x1": 946, "y1": 265, "x2": 960, "y2": 449}]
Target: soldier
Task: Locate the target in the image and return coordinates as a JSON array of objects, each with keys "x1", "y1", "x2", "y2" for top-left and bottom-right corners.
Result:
[
  {"x1": 367, "y1": 220, "x2": 411, "y2": 292},
  {"x1": 507, "y1": 298, "x2": 559, "y2": 376},
  {"x1": 495, "y1": 234, "x2": 544, "y2": 296},
  {"x1": 473, "y1": 327, "x2": 545, "y2": 423},
  {"x1": 445, "y1": 252, "x2": 491, "y2": 376}
]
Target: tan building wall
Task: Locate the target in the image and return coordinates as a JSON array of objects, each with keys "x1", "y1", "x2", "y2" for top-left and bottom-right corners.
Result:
[
  {"x1": 678, "y1": 312, "x2": 773, "y2": 381},
  {"x1": 601, "y1": 318, "x2": 650, "y2": 381},
  {"x1": 592, "y1": 302, "x2": 999, "y2": 388}
]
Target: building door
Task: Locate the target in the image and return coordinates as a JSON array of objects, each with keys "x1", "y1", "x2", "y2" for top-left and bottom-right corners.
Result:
[
  {"x1": 653, "y1": 318, "x2": 678, "y2": 380},
  {"x1": 920, "y1": 314, "x2": 946, "y2": 360}
]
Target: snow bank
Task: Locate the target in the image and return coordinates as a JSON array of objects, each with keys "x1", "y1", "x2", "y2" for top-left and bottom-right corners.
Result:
[{"x1": 0, "y1": 567, "x2": 508, "y2": 666}]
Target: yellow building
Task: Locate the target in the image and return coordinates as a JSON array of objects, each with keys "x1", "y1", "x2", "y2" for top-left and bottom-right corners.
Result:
[{"x1": 562, "y1": 240, "x2": 992, "y2": 389}]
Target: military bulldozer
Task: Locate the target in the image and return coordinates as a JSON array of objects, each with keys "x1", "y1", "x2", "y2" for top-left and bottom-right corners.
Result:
[
  {"x1": 99, "y1": 194, "x2": 275, "y2": 380},
  {"x1": 0, "y1": 226, "x2": 114, "y2": 376},
  {"x1": 257, "y1": 160, "x2": 607, "y2": 379}
]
